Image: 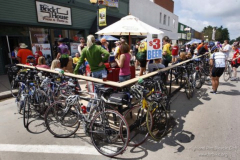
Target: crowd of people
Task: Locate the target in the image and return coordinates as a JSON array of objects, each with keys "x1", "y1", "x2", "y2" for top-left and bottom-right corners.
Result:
[{"x1": 13, "y1": 35, "x2": 240, "y2": 92}]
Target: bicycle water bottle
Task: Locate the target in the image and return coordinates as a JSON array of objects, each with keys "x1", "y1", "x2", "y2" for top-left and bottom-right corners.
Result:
[
  {"x1": 87, "y1": 102, "x2": 91, "y2": 112},
  {"x1": 138, "y1": 78, "x2": 144, "y2": 84},
  {"x1": 81, "y1": 105, "x2": 87, "y2": 114}
]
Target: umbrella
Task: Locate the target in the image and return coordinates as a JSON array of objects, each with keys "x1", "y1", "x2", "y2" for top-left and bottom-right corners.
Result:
[
  {"x1": 96, "y1": 15, "x2": 164, "y2": 36},
  {"x1": 101, "y1": 35, "x2": 119, "y2": 41}
]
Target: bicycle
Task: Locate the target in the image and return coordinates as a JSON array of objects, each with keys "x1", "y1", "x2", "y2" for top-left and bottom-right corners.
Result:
[
  {"x1": 44, "y1": 85, "x2": 130, "y2": 157},
  {"x1": 223, "y1": 60, "x2": 233, "y2": 82}
]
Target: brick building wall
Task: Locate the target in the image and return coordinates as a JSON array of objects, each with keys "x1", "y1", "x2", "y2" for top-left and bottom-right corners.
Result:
[{"x1": 154, "y1": 0, "x2": 174, "y2": 13}]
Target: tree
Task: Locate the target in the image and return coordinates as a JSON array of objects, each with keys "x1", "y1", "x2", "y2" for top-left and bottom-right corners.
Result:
[
  {"x1": 202, "y1": 25, "x2": 230, "y2": 43},
  {"x1": 230, "y1": 39, "x2": 235, "y2": 45},
  {"x1": 236, "y1": 36, "x2": 240, "y2": 41}
]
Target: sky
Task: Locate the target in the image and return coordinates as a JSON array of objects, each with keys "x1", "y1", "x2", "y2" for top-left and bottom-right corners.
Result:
[{"x1": 173, "y1": 0, "x2": 240, "y2": 40}]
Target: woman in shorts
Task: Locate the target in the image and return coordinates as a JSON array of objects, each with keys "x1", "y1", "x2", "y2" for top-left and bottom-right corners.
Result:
[{"x1": 230, "y1": 42, "x2": 240, "y2": 81}]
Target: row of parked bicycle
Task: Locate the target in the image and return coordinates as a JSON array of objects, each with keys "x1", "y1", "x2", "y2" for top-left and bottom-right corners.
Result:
[{"x1": 6, "y1": 54, "x2": 210, "y2": 157}]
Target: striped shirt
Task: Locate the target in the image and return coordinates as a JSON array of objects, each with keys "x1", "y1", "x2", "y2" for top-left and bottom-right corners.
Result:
[{"x1": 210, "y1": 52, "x2": 226, "y2": 68}]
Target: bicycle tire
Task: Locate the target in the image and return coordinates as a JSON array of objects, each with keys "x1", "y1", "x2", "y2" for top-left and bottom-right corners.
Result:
[
  {"x1": 90, "y1": 110, "x2": 129, "y2": 157},
  {"x1": 44, "y1": 102, "x2": 80, "y2": 138},
  {"x1": 185, "y1": 80, "x2": 191, "y2": 99},
  {"x1": 147, "y1": 102, "x2": 168, "y2": 141},
  {"x1": 121, "y1": 105, "x2": 153, "y2": 147},
  {"x1": 23, "y1": 97, "x2": 31, "y2": 128},
  {"x1": 195, "y1": 71, "x2": 203, "y2": 89},
  {"x1": 223, "y1": 65, "x2": 232, "y2": 82}
]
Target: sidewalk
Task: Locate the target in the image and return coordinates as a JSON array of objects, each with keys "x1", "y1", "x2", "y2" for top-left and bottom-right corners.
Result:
[{"x1": 0, "y1": 75, "x2": 18, "y2": 100}]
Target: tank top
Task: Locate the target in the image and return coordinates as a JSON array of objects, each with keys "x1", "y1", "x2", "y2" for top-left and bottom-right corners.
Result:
[{"x1": 119, "y1": 53, "x2": 131, "y2": 76}]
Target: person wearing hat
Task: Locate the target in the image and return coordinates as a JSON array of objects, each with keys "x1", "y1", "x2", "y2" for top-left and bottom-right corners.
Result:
[
  {"x1": 113, "y1": 41, "x2": 120, "y2": 56},
  {"x1": 17, "y1": 43, "x2": 34, "y2": 64},
  {"x1": 26, "y1": 55, "x2": 35, "y2": 66},
  {"x1": 100, "y1": 38, "x2": 109, "y2": 51},
  {"x1": 57, "y1": 38, "x2": 70, "y2": 70}
]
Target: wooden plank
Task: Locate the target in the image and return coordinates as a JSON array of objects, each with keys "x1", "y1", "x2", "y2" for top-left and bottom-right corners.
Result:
[{"x1": 16, "y1": 53, "x2": 208, "y2": 88}]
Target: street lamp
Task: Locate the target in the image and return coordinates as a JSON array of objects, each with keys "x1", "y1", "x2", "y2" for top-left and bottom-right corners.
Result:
[{"x1": 90, "y1": 0, "x2": 104, "y2": 39}]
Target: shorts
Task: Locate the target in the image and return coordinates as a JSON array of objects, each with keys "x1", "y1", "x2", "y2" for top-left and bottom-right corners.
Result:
[
  {"x1": 139, "y1": 59, "x2": 147, "y2": 68},
  {"x1": 60, "y1": 57, "x2": 69, "y2": 68},
  {"x1": 172, "y1": 55, "x2": 178, "y2": 58},
  {"x1": 211, "y1": 67, "x2": 225, "y2": 77},
  {"x1": 232, "y1": 63, "x2": 239, "y2": 68}
]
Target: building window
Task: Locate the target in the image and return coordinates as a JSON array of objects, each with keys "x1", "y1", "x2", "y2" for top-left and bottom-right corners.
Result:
[
  {"x1": 180, "y1": 25, "x2": 184, "y2": 31},
  {"x1": 160, "y1": 12, "x2": 162, "y2": 23},
  {"x1": 163, "y1": 14, "x2": 166, "y2": 25},
  {"x1": 173, "y1": 19, "x2": 175, "y2": 28},
  {"x1": 168, "y1": 16, "x2": 170, "y2": 26}
]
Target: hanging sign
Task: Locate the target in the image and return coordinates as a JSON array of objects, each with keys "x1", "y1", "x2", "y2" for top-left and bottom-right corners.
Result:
[
  {"x1": 187, "y1": 33, "x2": 191, "y2": 40},
  {"x1": 99, "y1": 8, "x2": 107, "y2": 26},
  {"x1": 36, "y1": 1, "x2": 72, "y2": 25},
  {"x1": 147, "y1": 34, "x2": 163, "y2": 60}
]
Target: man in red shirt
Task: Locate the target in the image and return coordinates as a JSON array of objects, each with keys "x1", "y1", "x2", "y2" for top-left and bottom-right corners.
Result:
[
  {"x1": 171, "y1": 43, "x2": 179, "y2": 63},
  {"x1": 17, "y1": 43, "x2": 34, "y2": 64},
  {"x1": 231, "y1": 42, "x2": 240, "y2": 81}
]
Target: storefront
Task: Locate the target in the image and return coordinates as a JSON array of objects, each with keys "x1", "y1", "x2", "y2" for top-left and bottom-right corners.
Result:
[{"x1": 0, "y1": 0, "x2": 128, "y2": 75}]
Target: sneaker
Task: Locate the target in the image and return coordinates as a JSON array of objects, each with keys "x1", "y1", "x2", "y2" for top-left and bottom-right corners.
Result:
[
  {"x1": 210, "y1": 90, "x2": 217, "y2": 94},
  {"x1": 230, "y1": 77, "x2": 237, "y2": 81}
]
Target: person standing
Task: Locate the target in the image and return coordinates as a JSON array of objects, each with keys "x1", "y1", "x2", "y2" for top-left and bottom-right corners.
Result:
[
  {"x1": 11, "y1": 46, "x2": 19, "y2": 64},
  {"x1": 115, "y1": 43, "x2": 131, "y2": 82},
  {"x1": 171, "y1": 43, "x2": 179, "y2": 63},
  {"x1": 136, "y1": 40, "x2": 147, "y2": 76},
  {"x1": 209, "y1": 48, "x2": 226, "y2": 94},
  {"x1": 17, "y1": 43, "x2": 34, "y2": 64},
  {"x1": 198, "y1": 42, "x2": 209, "y2": 55},
  {"x1": 74, "y1": 35, "x2": 109, "y2": 80},
  {"x1": 73, "y1": 53, "x2": 80, "y2": 65},
  {"x1": 78, "y1": 37, "x2": 86, "y2": 55},
  {"x1": 230, "y1": 42, "x2": 240, "y2": 81},
  {"x1": 34, "y1": 46, "x2": 43, "y2": 65},
  {"x1": 57, "y1": 38, "x2": 70, "y2": 71},
  {"x1": 113, "y1": 41, "x2": 120, "y2": 56},
  {"x1": 161, "y1": 36, "x2": 172, "y2": 67},
  {"x1": 220, "y1": 40, "x2": 231, "y2": 60}
]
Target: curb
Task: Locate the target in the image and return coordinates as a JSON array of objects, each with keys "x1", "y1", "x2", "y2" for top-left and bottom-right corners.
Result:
[{"x1": 0, "y1": 90, "x2": 18, "y2": 100}]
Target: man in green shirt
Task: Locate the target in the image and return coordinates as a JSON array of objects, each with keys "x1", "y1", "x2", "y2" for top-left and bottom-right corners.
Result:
[{"x1": 74, "y1": 35, "x2": 110, "y2": 79}]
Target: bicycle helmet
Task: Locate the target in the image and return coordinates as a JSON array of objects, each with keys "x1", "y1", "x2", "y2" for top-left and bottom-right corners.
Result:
[
  {"x1": 66, "y1": 95, "x2": 79, "y2": 105},
  {"x1": 233, "y1": 41, "x2": 239, "y2": 47}
]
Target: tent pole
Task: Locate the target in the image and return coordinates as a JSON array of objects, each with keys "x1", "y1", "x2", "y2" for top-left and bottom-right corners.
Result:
[{"x1": 129, "y1": 32, "x2": 131, "y2": 47}]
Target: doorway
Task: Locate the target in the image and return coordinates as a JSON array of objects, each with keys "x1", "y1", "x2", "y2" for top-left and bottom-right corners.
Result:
[{"x1": 0, "y1": 35, "x2": 31, "y2": 75}]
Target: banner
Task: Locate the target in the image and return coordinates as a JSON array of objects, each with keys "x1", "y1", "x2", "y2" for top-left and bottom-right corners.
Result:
[
  {"x1": 36, "y1": 1, "x2": 72, "y2": 25},
  {"x1": 102, "y1": 0, "x2": 119, "y2": 8},
  {"x1": 32, "y1": 43, "x2": 51, "y2": 57},
  {"x1": 187, "y1": 33, "x2": 191, "y2": 40},
  {"x1": 99, "y1": 8, "x2": 107, "y2": 26},
  {"x1": 70, "y1": 43, "x2": 80, "y2": 57},
  {"x1": 147, "y1": 34, "x2": 163, "y2": 60}
]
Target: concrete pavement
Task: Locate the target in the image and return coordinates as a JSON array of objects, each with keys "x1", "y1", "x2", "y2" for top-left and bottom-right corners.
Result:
[{"x1": 0, "y1": 75, "x2": 240, "y2": 160}]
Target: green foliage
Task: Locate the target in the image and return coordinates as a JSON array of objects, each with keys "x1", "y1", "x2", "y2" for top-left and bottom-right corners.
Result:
[{"x1": 202, "y1": 25, "x2": 230, "y2": 43}]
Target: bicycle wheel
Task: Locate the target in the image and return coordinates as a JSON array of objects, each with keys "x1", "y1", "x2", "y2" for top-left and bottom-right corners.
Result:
[
  {"x1": 122, "y1": 105, "x2": 152, "y2": 147},
  {"x1": 223, "y1": 65, "x2": 232, "y2": 82},
  {"x1": 44, "y1": 102, "x2": 80, "y2": 138},
  {"x1": 147, "y1": 102, "x2": 168, "y2": 141},
  {"x1": 185, "y1": 80, "x2": 192, "y2": 99},
  {"x1": 195, "y1": 71, "x2": 203, "y2": 89},
  {"x1": 35, "y1": 90, "x2": 49, "y2": 116},
  {"x1": 23, "y1": 97, "x2": 31, "y2": 128},
  {"x1": 90, "y1": 110, "x2": 129, "y2": 157}
]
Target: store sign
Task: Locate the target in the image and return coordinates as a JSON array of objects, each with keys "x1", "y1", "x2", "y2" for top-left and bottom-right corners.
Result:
[
  {"x1": 99, "y1": 8, "x2": 107, "y2": 26},
  {"x1": 181, "y1": 33, "x2": 186, "y2": 39},
  {"x1": 36, "y1": 1, "x2": 72, "y2": 25},
  {"x1": 32, "y1": 43, "x2": 51, "y2": 57},
  {"x1": 147, "y1": 34, "x2": 163, "y2": 60},
  {"x1": 102, "y1": 0, "x2": 119, "y2": 8},
  {"x1": 70, "y1": 43, "x2": 80, "y2": 57}
]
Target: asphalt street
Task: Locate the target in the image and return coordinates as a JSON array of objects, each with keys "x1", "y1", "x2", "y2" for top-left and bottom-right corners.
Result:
[{"x1": 0, "y1": 76, "x2": 240, "y2": 160}]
